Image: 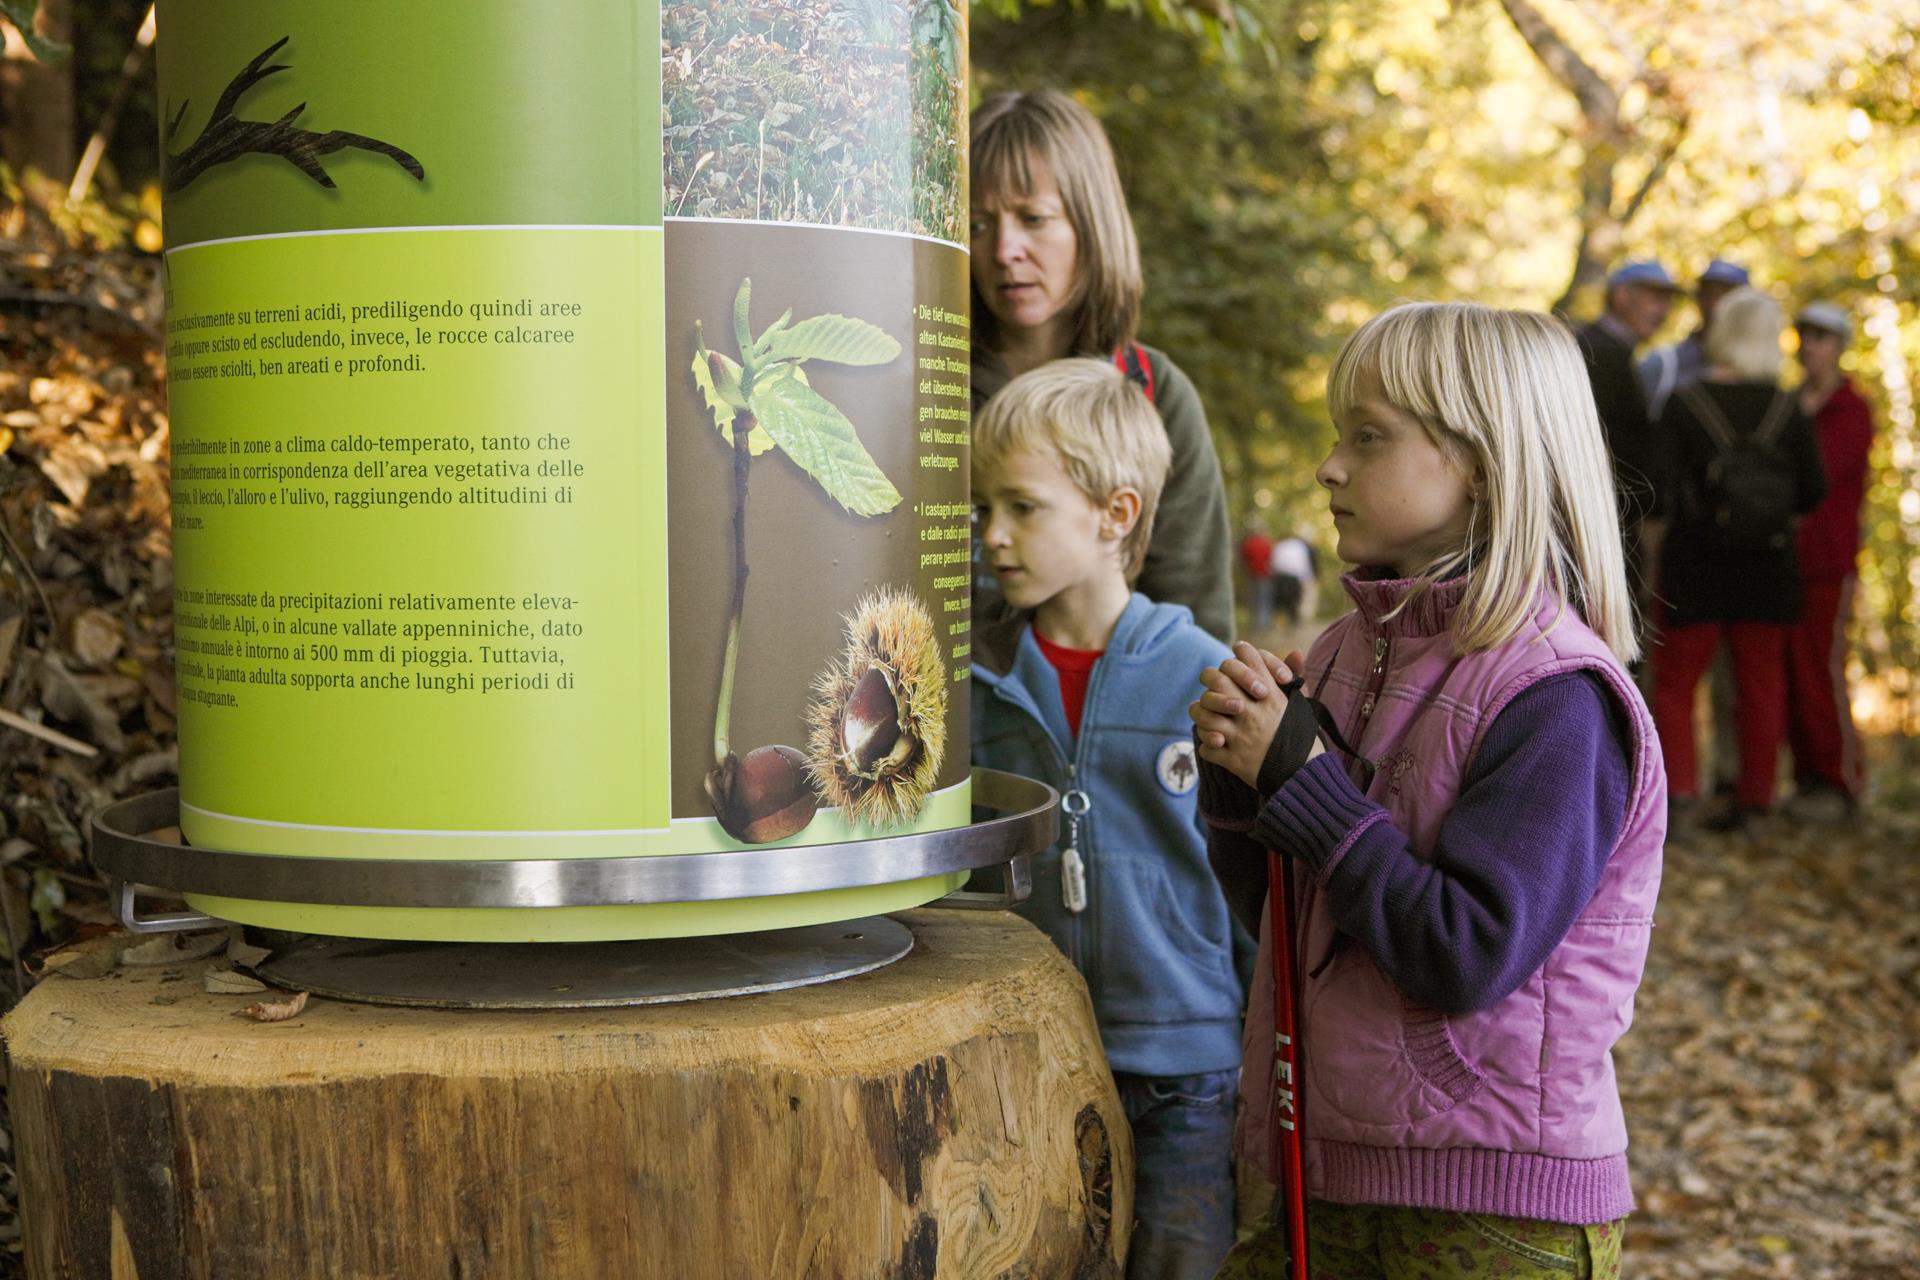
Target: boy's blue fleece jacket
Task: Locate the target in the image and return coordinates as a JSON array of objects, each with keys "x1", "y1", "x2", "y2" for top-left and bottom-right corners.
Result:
[{"x1": 971, "y1": 593, "x2": 1251, "y2": 1077}]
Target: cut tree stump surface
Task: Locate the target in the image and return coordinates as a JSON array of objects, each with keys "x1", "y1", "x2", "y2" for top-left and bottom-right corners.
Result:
[{"x1": 3, "y1": 909, "x2": 1130, "y2": 1280}]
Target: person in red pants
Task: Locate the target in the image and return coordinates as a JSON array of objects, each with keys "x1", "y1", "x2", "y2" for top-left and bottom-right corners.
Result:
[
  {"x1": 1649, "y1": 289, "x2": 1827, "y2": 834},
  {"x1": 1784, "y1": 301, "x2": 1874, "y2": 821}
]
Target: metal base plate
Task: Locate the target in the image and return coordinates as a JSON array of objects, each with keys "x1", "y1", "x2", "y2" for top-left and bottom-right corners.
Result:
[{"x1": 255, "y1": 915, "x2": 914, "y2": 1009}]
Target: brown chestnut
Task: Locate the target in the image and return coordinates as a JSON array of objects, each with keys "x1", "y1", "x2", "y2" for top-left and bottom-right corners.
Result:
[
  {"x1": 705, "y1": 744, "x2": 819, "y2": 844},
  {"x1": 840, "y1": 666, "x2": 904, "y2": 775}
]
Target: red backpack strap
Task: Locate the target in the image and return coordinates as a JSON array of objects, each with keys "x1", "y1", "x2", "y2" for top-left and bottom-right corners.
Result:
[{"x1": 1112, "y1": 342, "x2": 1156, "y2": 404}]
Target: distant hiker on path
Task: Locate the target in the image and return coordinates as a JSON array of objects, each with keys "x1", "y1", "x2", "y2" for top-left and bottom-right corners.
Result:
[
  {"x1": 1648, "y1": 288, "x2": 1827, "y2": 836},
  {"x1": 1240, "y1": 522, "x2": 1275, "y2": 633},
  {"x1": 1266, "y1": 532, "x2": 1318, "y2": 629},
  {"x1": 1784, "y1": 300, "x2": 1875, "y2": 823},
  {"x1": 1577, "y1": 260, "x2": 1682, "y2": 621}
]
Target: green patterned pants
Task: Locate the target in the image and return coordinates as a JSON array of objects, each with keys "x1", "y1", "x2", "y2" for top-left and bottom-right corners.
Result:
[{"x1": 1214, "y1": 1201, "x2": 1624, "y2": 1279}]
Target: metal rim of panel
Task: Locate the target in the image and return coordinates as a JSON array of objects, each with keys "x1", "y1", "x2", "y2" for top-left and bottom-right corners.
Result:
[{"x1": 89, "y1": 768, "x2": 1057, "y2": 910}]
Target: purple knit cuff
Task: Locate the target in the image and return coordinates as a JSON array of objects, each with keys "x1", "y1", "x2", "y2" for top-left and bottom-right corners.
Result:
[
  {"x1": 1196, "y1": 751, "x2": 1262, "y2": 832},
  {"x1": 1254, "y1": 753, "x2": 1385, "y2": 881},
  {"x1": 1310, "y1": 1141, "x2": 1635, "y2": 1226}
]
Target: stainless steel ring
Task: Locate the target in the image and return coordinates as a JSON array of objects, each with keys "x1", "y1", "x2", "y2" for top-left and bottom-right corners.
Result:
[{"x1": 89, "y1": 769, "x2": 1057, "y2": 910}]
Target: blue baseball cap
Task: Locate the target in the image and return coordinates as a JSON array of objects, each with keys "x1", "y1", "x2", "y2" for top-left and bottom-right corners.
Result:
[
  {"x1": 1607, "y1": 260, "x2": 1681, "y2": 291},
  {"x1": 1698, "y1": 259, "x2": 1750, "y2": 287}
]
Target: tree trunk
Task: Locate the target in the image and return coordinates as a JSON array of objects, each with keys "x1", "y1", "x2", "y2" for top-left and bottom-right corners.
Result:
[
  {"x1": 1496, "y1": 0, "x2": 1684, "y2": 320},
  {"x1": 2, "y1": 910, "x2": 1131, "y2": 1279},
  {"x1": 0, "y1": 0, "x2": 73, "y2": 179}
]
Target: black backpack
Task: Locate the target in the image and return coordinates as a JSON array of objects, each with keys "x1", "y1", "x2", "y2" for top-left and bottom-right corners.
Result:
[{"x1": 1678, "y1": 384, "x2": 1797, "y2": 553}]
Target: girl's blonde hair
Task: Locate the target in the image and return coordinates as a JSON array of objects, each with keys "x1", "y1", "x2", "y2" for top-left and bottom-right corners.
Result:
[
  {"x1": 971, "y1": 90, "x2": 1142, "y2": 357},
  {"x1": 972, "y1": 358, "x2": 1169, "y2": 581},
  {"x1": 1326, "y1": 302, "x2": 1638, "y2": 662},
  {"x1": 1705, "y1": 286, "x2": 1785, "y2": 382}
]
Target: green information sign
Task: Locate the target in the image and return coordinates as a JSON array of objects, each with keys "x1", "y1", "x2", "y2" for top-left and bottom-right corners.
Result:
[{"x1": 157, "y1": 0, "x2": 973, "y2": 939}]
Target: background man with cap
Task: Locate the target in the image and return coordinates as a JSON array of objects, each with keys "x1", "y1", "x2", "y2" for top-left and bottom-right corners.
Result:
[
  {"x1": 1577, "y1": 259, "x2": 1681, "y2": 622},
  {"x1": 1784, "y1": 300, "x2": 1876, "y2": 821},
  {"x1": 1639, "y1": 258, "x2": 1752, "y2": 421}
]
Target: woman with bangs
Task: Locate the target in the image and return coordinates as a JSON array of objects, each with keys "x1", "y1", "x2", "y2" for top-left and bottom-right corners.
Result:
[
  {"x1": 1190, "y1": 303, "x2": 1665, "y2": 1278},
  {"x1": 969, "y1": 89, "x2": 1235, "y2": 644}
]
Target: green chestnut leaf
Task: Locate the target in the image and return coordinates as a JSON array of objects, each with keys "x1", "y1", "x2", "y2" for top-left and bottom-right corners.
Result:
[
  {"x1": 748, "y1": 368, "x2": 903, "y2": 516},
  {"x1": 755, "y1": 313, "x2": 902, "y2": 367}
]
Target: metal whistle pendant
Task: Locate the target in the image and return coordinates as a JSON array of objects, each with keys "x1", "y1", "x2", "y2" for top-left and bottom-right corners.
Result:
[{"x1": 1061, "y1": 846, "x2": 1088, "y2": 913}]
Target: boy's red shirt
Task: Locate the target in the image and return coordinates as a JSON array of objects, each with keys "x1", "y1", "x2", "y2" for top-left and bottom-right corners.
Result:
[{"x1": 1033, "y1": 629, "x2": 1104, "y2": 740}]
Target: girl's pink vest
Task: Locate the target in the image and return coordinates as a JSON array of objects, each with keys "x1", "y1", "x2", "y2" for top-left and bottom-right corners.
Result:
[{"x1": 1239, "y1": 575, "x2": 1665, "y2": 1225}]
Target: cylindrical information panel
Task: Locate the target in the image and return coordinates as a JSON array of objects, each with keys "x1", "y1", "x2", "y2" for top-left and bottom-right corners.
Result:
[{"x1": 155, "y1": 0, "x2": 972, "y2": 938}]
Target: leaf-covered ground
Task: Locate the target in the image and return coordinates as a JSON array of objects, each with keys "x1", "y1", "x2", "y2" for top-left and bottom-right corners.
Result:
[
  {"x1": 1619, "y1": 806, "x2": 1920, "y2": 1278},
  {"x1": 1, "y1": 193, "x2": 174, "y2": 1275}
]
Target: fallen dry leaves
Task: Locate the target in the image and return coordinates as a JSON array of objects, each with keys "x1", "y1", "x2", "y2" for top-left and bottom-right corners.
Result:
[
  {"x1": 0, "y1": 215, "x2": 175, "y2": 1276},
  {"x1": 1, "y1": 205, "x2": 174, "y2": 996},
  {"x1": 1620, "y1": 810, "x2": 1920, "y2": 1278},
  {"x1": 235, "y1": 989, "x2": 308, "y2": 1023}
]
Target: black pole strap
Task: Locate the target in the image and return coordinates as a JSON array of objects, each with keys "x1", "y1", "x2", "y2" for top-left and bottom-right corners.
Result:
[{"x1": 1281, "y1": 677, "x2": 1376, "y2": 792}]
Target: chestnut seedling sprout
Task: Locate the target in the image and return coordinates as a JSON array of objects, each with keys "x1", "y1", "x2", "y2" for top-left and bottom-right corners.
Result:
[{"x1": 691, "y1": 278, "x2": 904, "y2": 843}]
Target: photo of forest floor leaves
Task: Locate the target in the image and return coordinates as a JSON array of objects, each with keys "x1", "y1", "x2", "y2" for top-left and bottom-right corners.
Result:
[{"x1": 663, "y1": 0, "x2": 966, "y2": 243}]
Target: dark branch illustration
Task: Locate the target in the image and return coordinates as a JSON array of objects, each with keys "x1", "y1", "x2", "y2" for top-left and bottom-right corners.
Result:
[{"x1": 164, "y1": 38, "x2": 425, "y2": 193}]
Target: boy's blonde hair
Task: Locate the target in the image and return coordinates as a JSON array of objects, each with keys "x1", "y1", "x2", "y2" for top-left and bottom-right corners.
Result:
[
  {"x1": 1705, "y1": 287, "x2": 1785, "y2": 382},
  {"x1": 973, "y1": 358, "x2": 1170, "y2": 582},
  {"x1": 971, "y1": 91, "x2": 1142, "y2": 357},
  {"x1": 1327, "y1": 302, "x2": 1638, "y2": 662}
]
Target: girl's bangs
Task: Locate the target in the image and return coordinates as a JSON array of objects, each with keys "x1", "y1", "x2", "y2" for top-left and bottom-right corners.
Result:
[{"x1": 1327, "y1": 308, "x2": 1447, "y2": 435}]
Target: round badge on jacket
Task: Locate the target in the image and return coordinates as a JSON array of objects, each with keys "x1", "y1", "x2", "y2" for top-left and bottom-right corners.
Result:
[{"x1": 1157, "y1": 740, "x2": 1199, "y2": 796}]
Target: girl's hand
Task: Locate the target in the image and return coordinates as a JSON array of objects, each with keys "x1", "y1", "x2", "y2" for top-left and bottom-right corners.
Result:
[{"x1": 1190, "y1": 643, "x2": 1307, "y2": 788}]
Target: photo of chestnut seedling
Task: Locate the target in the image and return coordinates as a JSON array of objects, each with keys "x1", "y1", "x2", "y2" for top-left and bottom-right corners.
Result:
[
  {"x1": 691, "y1": 277, "x2": 903, "y2": 842},
  {"x1": 807, "y1": 587, "x2": 947, "y2": 829}
]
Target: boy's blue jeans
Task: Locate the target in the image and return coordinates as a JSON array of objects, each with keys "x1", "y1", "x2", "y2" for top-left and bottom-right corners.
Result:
[{"x1": 1113, "y1": 1068, "x2": 1238, "y2": 1280}]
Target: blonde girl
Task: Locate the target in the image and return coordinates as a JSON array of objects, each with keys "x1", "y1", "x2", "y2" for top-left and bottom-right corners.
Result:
[{"x1": 1191, "y1": 302, "x2": 1665, "y2": 1279}]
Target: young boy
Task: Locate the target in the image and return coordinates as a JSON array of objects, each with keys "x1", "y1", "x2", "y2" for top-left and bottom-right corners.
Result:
[{"x1": 970, "y1": 359, "x2": 1249, "y2": 1280}]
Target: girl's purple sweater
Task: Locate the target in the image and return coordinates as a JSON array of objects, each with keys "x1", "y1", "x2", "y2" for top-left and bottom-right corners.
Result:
[{"x1": 1200, "y1": 671, "x2": 1631, "y2": 1015}]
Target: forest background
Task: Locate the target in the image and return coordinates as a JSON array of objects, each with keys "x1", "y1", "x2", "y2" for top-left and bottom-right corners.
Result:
[{"x1": 0, "y1": 1, "x2": 1917, "y2": 1273}]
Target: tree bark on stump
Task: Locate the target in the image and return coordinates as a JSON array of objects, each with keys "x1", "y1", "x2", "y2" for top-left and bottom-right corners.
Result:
[{"x1": 2, "y1": 910, "x2": 1131, "y2": 1279}]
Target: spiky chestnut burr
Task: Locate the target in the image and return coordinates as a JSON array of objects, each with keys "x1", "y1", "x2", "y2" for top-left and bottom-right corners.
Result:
[{"x1": 806, "y1": 588, "x2": 948, "y2": 828}]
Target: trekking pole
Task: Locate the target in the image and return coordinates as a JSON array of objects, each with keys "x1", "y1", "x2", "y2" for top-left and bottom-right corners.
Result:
[{"x1": 1266, "y1": 846, "x2": 1309, "y2": 1278}]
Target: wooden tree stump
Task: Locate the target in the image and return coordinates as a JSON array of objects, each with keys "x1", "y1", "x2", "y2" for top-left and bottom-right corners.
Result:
[{"x1": 2, "y1": 910, "x2": 1130, "y2": 1279}]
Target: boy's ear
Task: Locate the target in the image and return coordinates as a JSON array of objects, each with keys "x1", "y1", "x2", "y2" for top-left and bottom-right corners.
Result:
[{"x1": 1102, "y1": 486, "x2": 1144, "y2": 541}]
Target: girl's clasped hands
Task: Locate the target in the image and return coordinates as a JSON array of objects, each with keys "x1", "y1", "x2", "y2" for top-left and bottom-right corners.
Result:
[{"x1": 1190, "y1": 641, "x2": 1324, "y2": 790}]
